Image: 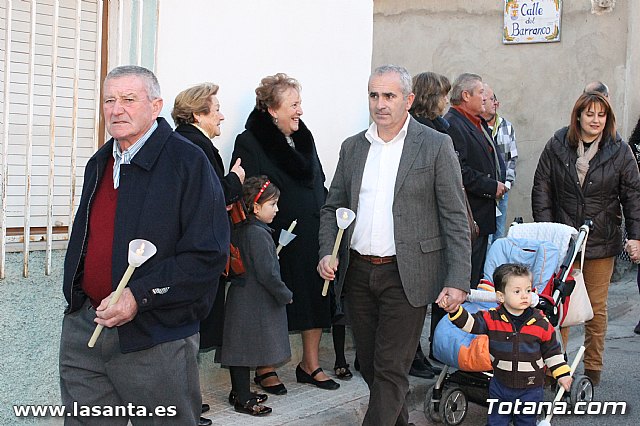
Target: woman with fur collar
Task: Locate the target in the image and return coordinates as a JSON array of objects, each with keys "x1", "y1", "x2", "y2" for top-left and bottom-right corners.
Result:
[{"x1": 231, "y1": 74, "x2": 338, "y2": 393}]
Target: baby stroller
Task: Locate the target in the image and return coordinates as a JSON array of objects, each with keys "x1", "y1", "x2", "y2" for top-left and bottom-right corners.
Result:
[{"x1": 425, "y1": 220, "x2": 595, "y2": 425}]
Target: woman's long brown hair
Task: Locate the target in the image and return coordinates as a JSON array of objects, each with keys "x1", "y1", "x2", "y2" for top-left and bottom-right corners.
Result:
[{"x1": 567, "y1": 92, "x2": 616, "y2": 149}]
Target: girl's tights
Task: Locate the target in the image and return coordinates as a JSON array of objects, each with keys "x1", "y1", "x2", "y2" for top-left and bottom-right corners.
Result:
[
  {"x1": 333, "y1": 324, "x2": 347, "y2": 367},
  {"x1": 229, "y1": 366, "x2": 251, "y2": 403}
]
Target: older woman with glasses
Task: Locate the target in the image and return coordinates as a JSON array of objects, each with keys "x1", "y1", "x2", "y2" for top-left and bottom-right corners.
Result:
[{"x1": 172, "y1": 83, "x2": 245, "y2": 425}]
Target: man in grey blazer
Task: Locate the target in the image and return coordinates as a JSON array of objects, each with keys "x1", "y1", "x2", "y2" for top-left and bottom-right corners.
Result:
[{"x1": 318, "y1": 65, "x2": 471, "y2": 426}]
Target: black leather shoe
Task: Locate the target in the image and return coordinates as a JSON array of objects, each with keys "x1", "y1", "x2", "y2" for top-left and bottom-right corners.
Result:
[
  {"x1": 233, "y1": 398, "x2": 272, "y2": 416},
  {"x1": 635, "y1": 320, "x2": 640, "y2": 335},
  {"x1": 198, "y1": 416, "x2": 212, "y2": 426},
  {"x1": 409, "y1": 358, "x2": 435, "y2": 379},
  {"x1": 201, "y1": 403, "x2": 209, "y2": 414},
  {"x1": 228, "y1": 390, "x2": 268, "y2": 406},
  {"x1": 254, "y1": 371, "x2": 287, "y2": 395},
  {"x1": 296, "y1": 364, "x2": 340, "y2": 390}
]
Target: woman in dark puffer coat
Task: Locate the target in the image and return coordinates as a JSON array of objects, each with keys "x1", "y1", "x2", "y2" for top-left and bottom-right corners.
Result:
[{"x1": 532, "y1": 92, "x2": 640, "y2": 385}]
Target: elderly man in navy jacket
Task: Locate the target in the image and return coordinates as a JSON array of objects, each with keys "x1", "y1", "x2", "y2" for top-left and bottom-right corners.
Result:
[{"x1": 59, "y1": 65, "x2": 228, "y2": 426}]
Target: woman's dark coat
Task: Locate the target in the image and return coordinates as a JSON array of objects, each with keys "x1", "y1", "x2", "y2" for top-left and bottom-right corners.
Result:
[
  {"x1": 532, "y1": 127, "x2": 640, "y2": 259},
  {"x1": 413, "y1": 114, "x2": 450, "y2": 134},
  {"x1": 231, "y1": 109, "x2": 330, "y2": 331},
  {"x1": 175, "y1": 123, "x2": 242, "y2": 350},
  {"x1": 175, "y1": 124, "x2": 242, "y2": 204}
]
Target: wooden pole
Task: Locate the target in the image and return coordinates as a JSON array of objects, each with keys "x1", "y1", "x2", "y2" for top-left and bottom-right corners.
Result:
[{"x1": 322, "y1": 228, "x2": 344, "y2": 297}]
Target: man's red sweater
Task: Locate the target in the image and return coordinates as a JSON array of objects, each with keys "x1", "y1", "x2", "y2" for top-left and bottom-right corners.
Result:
[{"x1": 82, "y1": 157, "x2": 117, "y2": 307}]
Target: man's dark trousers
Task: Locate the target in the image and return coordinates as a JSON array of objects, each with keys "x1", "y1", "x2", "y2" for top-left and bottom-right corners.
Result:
[
  {"x1": 344, "y1": 256, "x2": 427, "y2": 426},
  {"x1": 471, "y1": 234, "x2": 489, "y2": 288}
]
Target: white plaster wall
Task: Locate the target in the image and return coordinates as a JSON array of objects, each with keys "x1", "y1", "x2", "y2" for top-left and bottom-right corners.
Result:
[{"x1": 155, "y1": 0, "x2": 373, "y2": 185}]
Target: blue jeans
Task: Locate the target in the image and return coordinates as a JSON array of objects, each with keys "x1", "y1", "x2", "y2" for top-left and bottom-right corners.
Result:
[
  {"x1": 488, "y1": 192, "x2": 509, "y2": 246},
  {"x1": 486, "y1": 376, "x2": 543, "y2": 426}
]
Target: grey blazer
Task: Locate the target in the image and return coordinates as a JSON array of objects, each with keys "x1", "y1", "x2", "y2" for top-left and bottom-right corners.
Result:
[{"x1": 319, "y1": 117, "x2": 471, "y2": 307}]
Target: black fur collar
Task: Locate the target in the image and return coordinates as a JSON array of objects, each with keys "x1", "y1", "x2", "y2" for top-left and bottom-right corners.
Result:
[{"x1": 245, "y1": 108, "x2": 316, "y2": 181}]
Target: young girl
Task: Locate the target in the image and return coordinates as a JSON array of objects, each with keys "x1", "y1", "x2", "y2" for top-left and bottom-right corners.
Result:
[{"x1": 220, "y1": 176, "x2": 293, "y2": 416}]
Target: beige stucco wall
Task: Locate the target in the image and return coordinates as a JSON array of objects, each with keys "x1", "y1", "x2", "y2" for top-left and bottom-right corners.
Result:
[{"x1": 373, "y1": 0, "x2": 639, "y2": 222}]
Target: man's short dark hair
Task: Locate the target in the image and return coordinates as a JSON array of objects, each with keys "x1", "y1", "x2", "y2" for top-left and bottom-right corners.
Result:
[{"x1": 492, "y1": 263, "x2": 531, "y2": 293}]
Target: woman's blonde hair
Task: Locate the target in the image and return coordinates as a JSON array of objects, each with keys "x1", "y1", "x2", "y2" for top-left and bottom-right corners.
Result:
[{"x1": 171, "y1": 82, "x2": 219, "y2": 126}]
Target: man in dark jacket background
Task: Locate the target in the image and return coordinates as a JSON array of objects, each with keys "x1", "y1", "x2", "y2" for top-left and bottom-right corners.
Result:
[
  {"x1": 445, "y1": 73, "x2": 507, "y2": 288},
  {"x1": 59, "y1": 65, "x2": 229, "y2": 425}
]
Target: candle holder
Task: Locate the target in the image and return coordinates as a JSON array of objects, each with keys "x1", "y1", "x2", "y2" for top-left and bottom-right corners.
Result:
[
  {"x1": 88, "y1": 239, "x2": 157, "y2": 347},
  {"x1": 322, "y1": 208, "x2": 356, "y2": 296},
  {"x1": 276, "y1": 220, "x2": 298, "y2": 255}
]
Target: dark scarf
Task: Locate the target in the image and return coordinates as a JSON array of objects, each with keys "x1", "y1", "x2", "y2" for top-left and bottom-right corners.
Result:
[
  {"x1": 413, "y1": 114, "x2": 450, "y2": 134},
  {"x1": 245, "y1": 108, "x2": 316, "y2": 181}
]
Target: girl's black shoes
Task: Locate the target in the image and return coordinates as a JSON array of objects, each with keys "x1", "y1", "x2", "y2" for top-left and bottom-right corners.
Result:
[
  {"x1": 228, "y1": 390, "x2": 268, "y2": 406},
  {"x1": 334, "y1": 364, "x2": 353, "y2": 380},
  {"x1": 233, "y1": 397, "x2": 272, "y2": 416}
]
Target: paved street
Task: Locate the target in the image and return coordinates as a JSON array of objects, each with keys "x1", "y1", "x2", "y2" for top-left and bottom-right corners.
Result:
[
  {"x1": 196, "y1": 266, "x2": 640, "y2": 425},
  {"x1": 1, "y1": 253, "x2": 636, "y2": 425}
]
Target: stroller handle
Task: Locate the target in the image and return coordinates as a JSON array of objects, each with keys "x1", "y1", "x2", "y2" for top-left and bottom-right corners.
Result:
[{"x1": 553, "y1": 220, "x2": 592, "y2": 302}]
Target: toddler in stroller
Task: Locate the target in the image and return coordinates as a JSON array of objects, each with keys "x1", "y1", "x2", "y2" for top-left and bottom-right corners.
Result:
[{"x1": 426, "y1": 221, "x2": 594, "y2": 425}]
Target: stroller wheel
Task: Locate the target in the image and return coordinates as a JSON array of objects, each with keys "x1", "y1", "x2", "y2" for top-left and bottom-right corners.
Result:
[
  {"x1": 439, "y1": 386, "x2": 468, "y2": 426},
  {"x1": 424, "y1": 384, "x2": 443, "y2": 423},
  {"x1": 569, "y1": 374, "x2": 594, "y2": 408}
]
